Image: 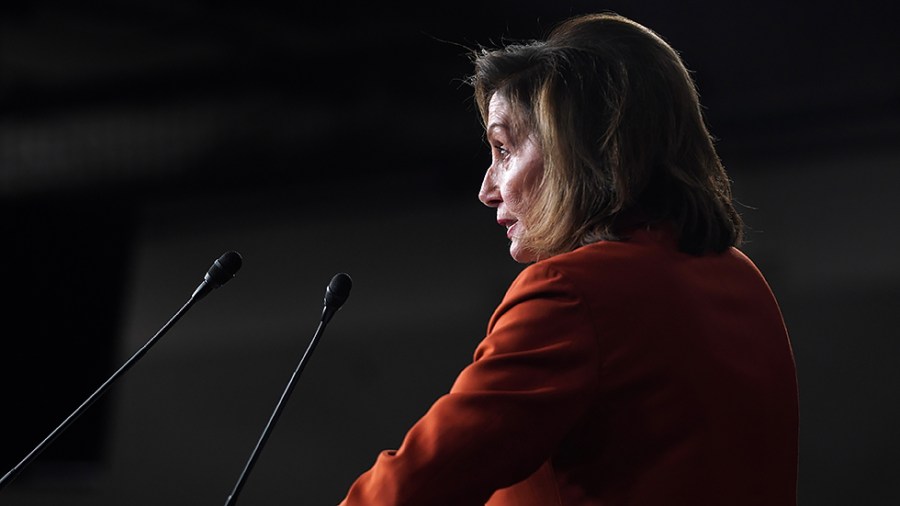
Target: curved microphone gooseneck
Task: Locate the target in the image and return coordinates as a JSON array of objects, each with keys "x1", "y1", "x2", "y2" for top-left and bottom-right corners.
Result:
[{"x1": 0, "y1": 250, "x2": 243, "y2": 491}]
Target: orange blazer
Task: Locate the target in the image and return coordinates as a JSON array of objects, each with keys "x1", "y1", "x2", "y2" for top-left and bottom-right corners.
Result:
[{"x1": 340, "y1": 227, "x2": 799, "y2": 505}]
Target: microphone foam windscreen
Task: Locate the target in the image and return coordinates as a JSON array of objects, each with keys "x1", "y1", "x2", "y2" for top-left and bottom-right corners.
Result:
[
  {"x1": 207, "y1": 250, "x2": 243, "y2": 286},
  {"x1": 325, "y1": 272, "x2": 352, "y2": 308}
]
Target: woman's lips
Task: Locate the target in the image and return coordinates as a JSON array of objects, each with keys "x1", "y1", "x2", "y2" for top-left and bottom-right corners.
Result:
[{"x1": 498, "y1": 219, "x2": 517, "y2": 239}]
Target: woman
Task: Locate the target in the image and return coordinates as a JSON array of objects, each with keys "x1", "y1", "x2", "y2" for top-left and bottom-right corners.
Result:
[{"x1": 340, "y1": 12, "x2": 798, "y2": 505}]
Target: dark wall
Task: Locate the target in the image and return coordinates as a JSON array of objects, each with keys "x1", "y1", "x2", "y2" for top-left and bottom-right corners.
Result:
[{"x1": 1, "y1": 197, "x2": 133, "y2": 476}]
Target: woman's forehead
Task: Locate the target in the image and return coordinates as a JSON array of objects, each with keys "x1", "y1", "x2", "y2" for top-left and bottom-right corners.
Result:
[
  {"x1": 487, "y1": 94, "x2": 511, "y2": 121},
  {"x1": 487, "y1": 93, "x2": 532, "y2": 140}
]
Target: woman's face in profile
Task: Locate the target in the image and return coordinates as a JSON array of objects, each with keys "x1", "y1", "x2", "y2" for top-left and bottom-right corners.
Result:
[{"x1": 478, "y1": 93, "x2": 545, "y2": 263}]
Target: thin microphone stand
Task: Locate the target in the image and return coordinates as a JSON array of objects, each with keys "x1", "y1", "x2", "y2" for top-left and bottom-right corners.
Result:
[
  {"x1": 0, "y1": 250, "x2": 241, "y2": 491},
  {"x1": 0, "y1": 296, "x2": 199, "y2": 490},
  {"x1": 223, "y1": 318, "x2": 330, "y2": 506}
]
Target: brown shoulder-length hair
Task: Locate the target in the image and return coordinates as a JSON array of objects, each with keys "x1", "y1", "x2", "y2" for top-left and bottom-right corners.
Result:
[{"x1": 469, "y1": 12, "x2": 743, "y2": 256}]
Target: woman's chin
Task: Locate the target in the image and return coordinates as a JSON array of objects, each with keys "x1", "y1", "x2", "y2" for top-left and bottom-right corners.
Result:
[{"x1": 509, "y1": 242, "x2": 537, "y2": 264}]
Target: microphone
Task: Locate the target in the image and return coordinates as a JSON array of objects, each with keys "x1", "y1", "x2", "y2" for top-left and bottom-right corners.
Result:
[
  {"x1": 224, "y1": 272, "x2": 353, "y2": 506},
  {"x1": 322, "y1": 272, "x2": 352, "y2": 324},
  {"x1": 0, "y1": 250, "x2": 243, "y2": 491},
  {"x1": 193, "y1": 250, "x2": 243, "y2": 300}
]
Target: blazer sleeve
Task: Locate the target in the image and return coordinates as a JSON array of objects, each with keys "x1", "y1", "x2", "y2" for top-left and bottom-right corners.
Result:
[{"x1": 339, "y1": 263, "x2": 602, "y2": 506}]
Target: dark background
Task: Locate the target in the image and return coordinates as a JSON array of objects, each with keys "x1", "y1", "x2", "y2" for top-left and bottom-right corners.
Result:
[{"x1": 2, "y1": 1, "x2": 898, "y2": 504}]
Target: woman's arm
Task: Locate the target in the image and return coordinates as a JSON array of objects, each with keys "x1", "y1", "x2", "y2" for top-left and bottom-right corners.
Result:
[{"x1": 339, "y1": 264, "x2": 601, "y2": 505}]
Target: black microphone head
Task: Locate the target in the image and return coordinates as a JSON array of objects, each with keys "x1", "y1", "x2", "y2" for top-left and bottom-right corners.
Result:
[
  {"x1": 324, "y1": 272, "x2": 352, "y2": 310},
  {"x1": 205, "y1": 250, "x2": 243, "y2": 288}
]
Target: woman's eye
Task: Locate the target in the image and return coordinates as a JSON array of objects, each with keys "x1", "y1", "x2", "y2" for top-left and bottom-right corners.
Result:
[{"x1": 493, "y1": 144, "x2": 509, "y2": 157}]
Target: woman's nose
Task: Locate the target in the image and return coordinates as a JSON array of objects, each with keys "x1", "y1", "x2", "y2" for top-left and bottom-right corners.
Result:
[{"x1": 478, "y1": 165, "x2": 501, "y2": 208}]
